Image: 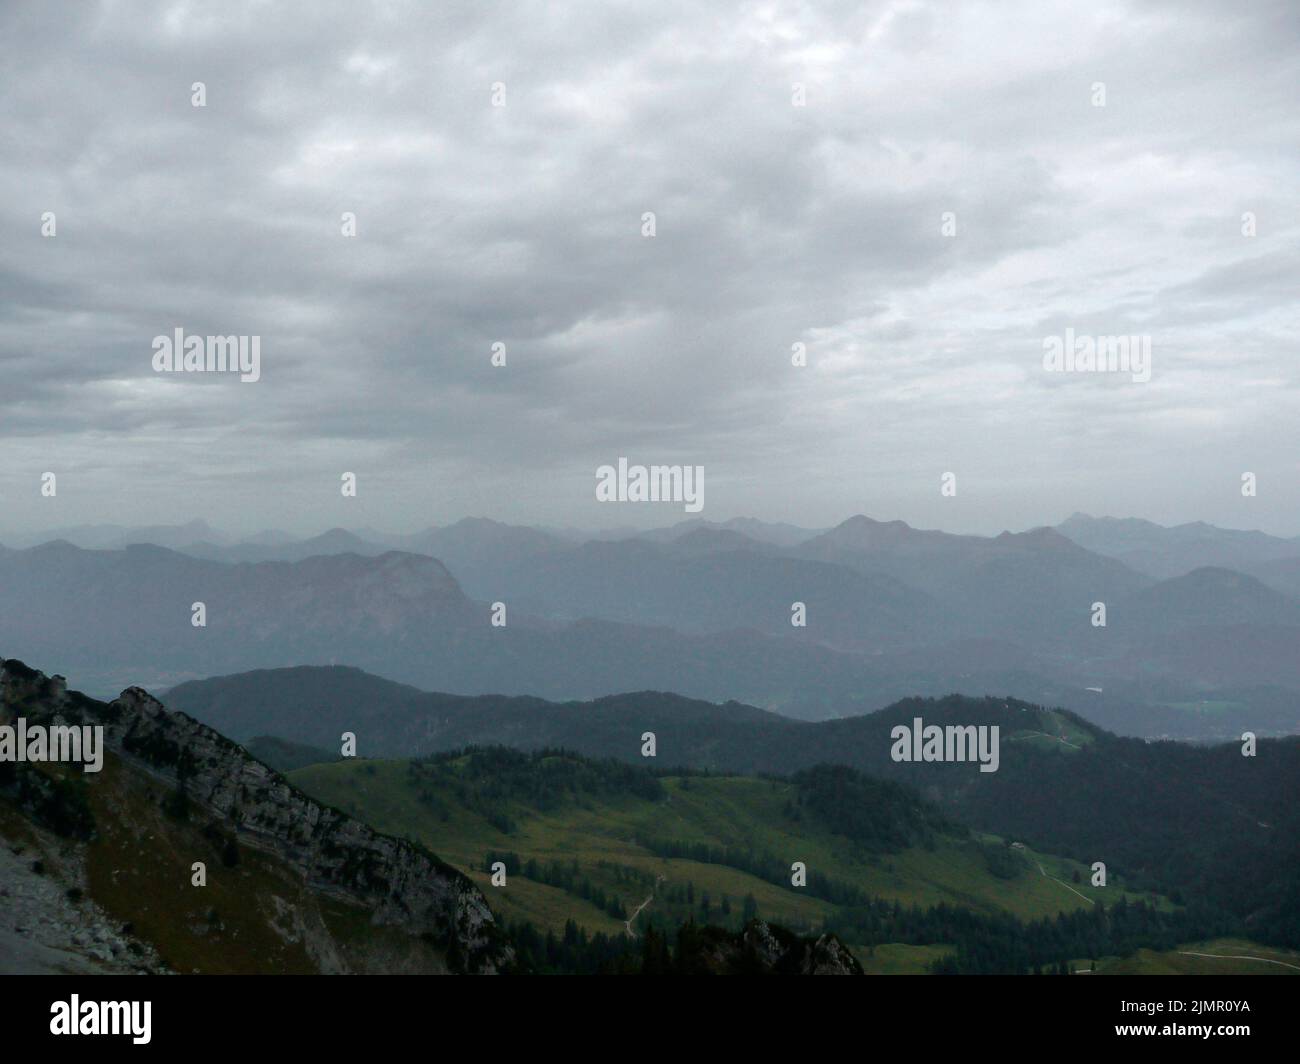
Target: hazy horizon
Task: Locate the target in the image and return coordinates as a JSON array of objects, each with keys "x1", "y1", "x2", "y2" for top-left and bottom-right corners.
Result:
[{"x1": 4, "y1": 507, "x2": 1300, "y2": 546}]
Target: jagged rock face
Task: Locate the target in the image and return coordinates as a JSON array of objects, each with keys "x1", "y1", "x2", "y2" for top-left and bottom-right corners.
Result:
[
  {"x1": 734, "y1": 921, "x2": 863, "y2": 975},
  {"x1": 0, "y1": 823, "x2": 164, "y2": 974},
  {"x1": 679, "y1": 919, "x2": 863, "y2": 975},
  {"x1": 1, "y1": 657, "x2": 510, "y2": 974}
]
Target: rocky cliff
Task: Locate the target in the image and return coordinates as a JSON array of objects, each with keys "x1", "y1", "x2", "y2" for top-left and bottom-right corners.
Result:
[
  {"x1": 682, "y1": 919, "x2": 863, "y2": 975},
  {"x1": 0, "y1": 656, "x2": 510, "y2": 974}
]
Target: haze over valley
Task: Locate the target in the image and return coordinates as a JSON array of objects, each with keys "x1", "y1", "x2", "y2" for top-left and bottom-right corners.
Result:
[{"x1": 4, "y1": 511, "x2": 1300, "y2": 741}]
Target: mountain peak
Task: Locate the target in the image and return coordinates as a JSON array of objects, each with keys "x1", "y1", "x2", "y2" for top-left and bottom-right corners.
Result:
[
  {"x1": 309, "y1": 527, "x2": 367, "y2": 543},
  {"x1": 672, "y1": 526, "x2": 761, "y2": 552},
  {"x1": 996, "y1": 526, "x2": 1076, "y2": 550}
]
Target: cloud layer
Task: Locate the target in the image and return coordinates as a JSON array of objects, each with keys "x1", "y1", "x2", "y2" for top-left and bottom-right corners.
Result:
[{"x1": 2, "y1": 0, "x2": 1297, "y2": 536}]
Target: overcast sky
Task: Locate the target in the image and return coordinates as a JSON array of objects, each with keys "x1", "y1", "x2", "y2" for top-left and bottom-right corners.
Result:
[{"x1": 1, "y1": 0, "x2": 1297, "y2": 539}]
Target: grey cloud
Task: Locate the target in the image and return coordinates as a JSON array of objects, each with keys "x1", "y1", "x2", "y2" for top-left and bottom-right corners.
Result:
[{"x1": 1, "y1": 0, "x2": 1297, "y2": 537}]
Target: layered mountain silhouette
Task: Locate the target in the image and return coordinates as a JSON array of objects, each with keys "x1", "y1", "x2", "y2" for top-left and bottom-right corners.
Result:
[
  {"x1": 1056, "y1": 513, "x2": 1300, "y2": 580},
  {"x1": 3, "y1": 513, "x2": 1300, "y2": 738}
]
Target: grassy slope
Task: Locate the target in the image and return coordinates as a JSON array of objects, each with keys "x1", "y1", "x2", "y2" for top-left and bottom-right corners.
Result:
[
  {"x1": 289, "y1": 757, "x2": 1154, "y2": 949},
  {"x1": 853, "y1": 942, "x2": 956, "y2": 974},
  {"x1": 1096, "y1": 938, "x2": 1300, "y2": 975},
  {"x1": 867, "y1": 938, "x2": 1300, "y2": 976}
]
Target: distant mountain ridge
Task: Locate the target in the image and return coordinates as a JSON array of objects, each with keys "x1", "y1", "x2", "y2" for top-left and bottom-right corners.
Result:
[
  {"x1": 0, "y1": 538, "x2": 920, "y2": 716},
  {"x1": 5, "y1": 513, "x2": 1300, "y2": 737},
  {"x1": 1057, "y1": 512, "x2": 1300, "y2": 579}
]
